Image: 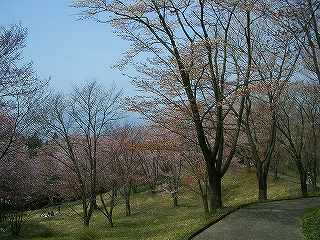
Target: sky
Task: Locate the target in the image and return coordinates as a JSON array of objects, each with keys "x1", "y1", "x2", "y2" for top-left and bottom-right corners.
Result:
[{"x1": 1, "y1": 0, "x2": 134, "y2": 95}]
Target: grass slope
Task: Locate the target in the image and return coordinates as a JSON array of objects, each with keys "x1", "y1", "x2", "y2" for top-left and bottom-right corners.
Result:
[
  {"x1": 1, "y1": 168, "x2": 300, "y2": 240},
  {"x1": 302, "y1": 208, "x2": 320, "y2": 240}
]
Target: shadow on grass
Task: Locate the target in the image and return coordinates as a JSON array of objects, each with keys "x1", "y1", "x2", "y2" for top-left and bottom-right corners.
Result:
[{"x1": 0, "y1": 222, "x2": 58, "y2": 240}]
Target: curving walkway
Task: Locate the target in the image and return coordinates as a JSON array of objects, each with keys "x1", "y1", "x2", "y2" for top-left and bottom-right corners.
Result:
[{"x1": 192, "y1": 197, "x2": 320, "y2": 240}]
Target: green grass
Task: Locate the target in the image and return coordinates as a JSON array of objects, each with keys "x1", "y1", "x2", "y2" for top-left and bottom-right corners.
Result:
[
  {"x1": 302, "y1": 207, "x2": 320, "y2": 240},
  {"x1": 0, "y1": 168, "x2": 301, "y2": 240}
]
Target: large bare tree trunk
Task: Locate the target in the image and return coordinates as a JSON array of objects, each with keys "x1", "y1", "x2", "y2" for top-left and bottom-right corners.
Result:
[
  {"x1": 83, "y1": 202, "x2": 95, "y2": 226},
  {"x1": 299, "y1": 173, "x2": 308, "y2": 197},
  {"x1": 295, "y1": 157, "x2": 308, "y2": 197},
  {"x1": 257, "y1": 170, "x2": 268, "y2": 201},
  {"x1": 256, "y1": 147, "x2": 273, "y2": 202},
  {"x1": 208, "y1": 172, "x2": 222, "y2": 210},
  {"x1": 296, "y1": 160, "x2": 308, "y2": 197}
]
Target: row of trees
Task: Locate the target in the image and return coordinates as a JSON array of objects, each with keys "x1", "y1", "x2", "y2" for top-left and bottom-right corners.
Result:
[
  {"x1": 1, "y1": 0, "x2": 320, "y2": 235},
  {"x1": 0, "y1": 24, "x2": 187, "y2": 230},
  {"x1": 1, "y1": 80, "x2": 318, "y2": 231},
  {"x1": 72, "y1": 0, "x2": 320, "y2": 207}
]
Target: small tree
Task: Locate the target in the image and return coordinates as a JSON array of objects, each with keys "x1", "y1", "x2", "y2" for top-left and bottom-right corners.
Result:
[
  {"x1": 277, "y1": 82, "x2": 320, "y2": 196},
  {"x1": 39, "y1": 81, "x2": 122, "y2": 226},
  {"x1": 108, "y1": 125, "x2": 141, "y2": 216},
  {"x1": 181, "y1": 142, "x2": 209, "y2": 215},
  {"x1": 240, "y1": 7, "x2": 300, "y2": 200}
]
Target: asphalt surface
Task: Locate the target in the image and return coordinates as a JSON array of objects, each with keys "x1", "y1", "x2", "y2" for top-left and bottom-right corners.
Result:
[{"x1": 192, "y1": 197, "x2": 320, "y2": 240}]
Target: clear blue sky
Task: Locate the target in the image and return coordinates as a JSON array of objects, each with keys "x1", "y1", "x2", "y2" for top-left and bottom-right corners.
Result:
[{"x1": 1, "y1": 0, "x2": 134, "y2": 95}]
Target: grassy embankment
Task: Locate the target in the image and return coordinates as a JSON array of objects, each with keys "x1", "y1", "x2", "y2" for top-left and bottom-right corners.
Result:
[
  {"x1": 1, "y1": 168, "x2": 301, "y2": 240},
  {"x1": 302, "y1": 207, "x2": 320, "y2": 240}
]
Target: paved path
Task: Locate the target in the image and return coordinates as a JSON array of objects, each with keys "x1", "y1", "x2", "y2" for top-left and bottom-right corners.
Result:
[{"x1": 193, "y1": 197, "x2": 320, "y2": 240}]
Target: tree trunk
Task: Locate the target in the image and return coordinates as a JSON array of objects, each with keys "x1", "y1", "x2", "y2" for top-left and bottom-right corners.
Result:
[
  {"x1": 92, "y1": 196, "x2": 98, "y2": 210},
  {"x1": 197, "y1": 179, "x2": 209, "y2": 215},
  {"x1": 208, "y1": 173, "x2": 222, "y2": 210},
  {"x1": 99, "y1": 192, "x2": 115, "y2": 228},
  {"x1": 122, "y1": 183, "x2": 132, "y2": 216},
  {"x1": 132, "y1": 184, "x2": 138, "y2": 194},
  {"x1": 82, "y1": 198, "x2": 90, "y2": 226},
  {"x1": 125, "y1": 195, "x2": 131, "y2": 216},
  {"x1": 83, "y1": 216, "x2": 90, "y2": 226},
  {"x1": 124, "y1": 189, "x2": 131, "y2": 217},
  {"x1": 82, "y1": 196, "x2": 95, "y2": 226},
  {"x1": 296, "y1": 158, "x2": 308, "y2": 197},
  {"x1": 312, "y1": 159, "x2": 318, "y2": 191},
  {"x1": 299, "y1": 172, "x2": 308, "y2": 197},
  {"x1": 257, "y1": 172, "x2": 268, "y2": 201},
  {"x1": 202, "y1": 193, "x2": 209, "y2": 215},
  {"x1": 273, "y1": 158, "x2": 279, "y2": 181},
  {"x1": 150, "y1": 183, "x2": 157, "y2": 193},
  {"x1": 10, "y1": 212, "x2": 23, "y2": 236},
  {"x1": 311, "y1": 123, "x2": 318, "y2": 192},
  {"x1": 172, "y1": 192, "x2": 178, "y2": 207},
  {"x1": 107, "y1": 215, "x2": 114, "y2": 228},
  {"x1": 273, "y1": 167, "x2": 279, "y2": 181}
]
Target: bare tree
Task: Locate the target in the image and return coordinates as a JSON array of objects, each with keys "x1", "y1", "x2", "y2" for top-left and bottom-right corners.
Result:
[
  {"x1": 237, "y1": 4, "x2": 300, "y2": 201},
  {"x1": 277, "y1": 82, "x2": 320, "y2": 196},
  {"x1": 96, "y1": 151, "x2": 120, "y2": 227},
  {"x1": 39, "y1": 81, "x2": 122, "y2": 226},
  {"x1": 271, "y1": 0, "x2": 320, "y2": 85},
  {"x1": 0, "y1": 24, "x2": 47, "y2": 236},
  {"x1": 108, "y1": 125, "x2": 141, "y2": 216},
  {"x1": 0, "y1": 24, "x2": 39, "y2": 99},
  {"x1": 134, "y1": 126, "x2": 162, "y2": 193},
  {"x1": 0, "y1": 24, "x2": 45, "y2": 164},
  {"x1": 181, "y1": 140, "x2": 209, "y2": 214}
]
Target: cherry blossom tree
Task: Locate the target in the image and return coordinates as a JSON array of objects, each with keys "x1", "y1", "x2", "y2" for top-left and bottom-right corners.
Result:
[
  {"x1": 38, "y1": 81, "x2": 122, "y2": 226},
  {"x1": 277, "y1": 82, "x2": 320, "y2": 196}
]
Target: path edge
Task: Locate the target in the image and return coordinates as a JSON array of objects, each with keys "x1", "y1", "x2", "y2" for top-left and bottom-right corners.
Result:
[{"x1": 186, "y1": 195, "x2": 320, "y2": 240}]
